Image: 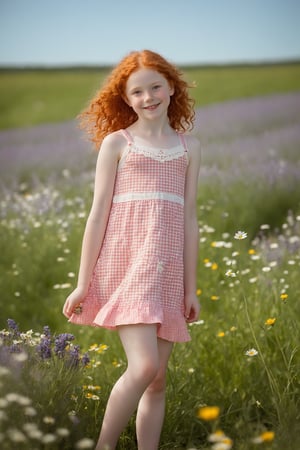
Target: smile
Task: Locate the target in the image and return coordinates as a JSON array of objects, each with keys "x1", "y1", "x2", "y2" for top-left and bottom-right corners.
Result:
[{"x1": 143, "y1": 103, "x2": 160, "y2": 110}]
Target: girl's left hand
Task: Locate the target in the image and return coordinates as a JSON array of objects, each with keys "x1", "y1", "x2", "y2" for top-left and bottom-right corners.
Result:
[{"x1": 184, "y1": 293, "x2": 200, "y2": 323}]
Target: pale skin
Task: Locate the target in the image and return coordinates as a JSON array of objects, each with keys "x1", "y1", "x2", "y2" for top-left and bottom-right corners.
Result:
[{"x1": 63, "y1": 68, "x2": 201, "y2": 450}]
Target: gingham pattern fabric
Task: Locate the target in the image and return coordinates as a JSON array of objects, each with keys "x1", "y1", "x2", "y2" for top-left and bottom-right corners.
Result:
[{"x1": 69, "y1": 129, "x2": 190, "y2": 342}]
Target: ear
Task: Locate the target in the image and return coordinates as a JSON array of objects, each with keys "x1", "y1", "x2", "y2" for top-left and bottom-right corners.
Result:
[
  {"x1": 122, "y1": 94, "x2": 132, "y2": 107},
  {"x1": 169, "y1": 83, "x2": 174, "y2": 96}
]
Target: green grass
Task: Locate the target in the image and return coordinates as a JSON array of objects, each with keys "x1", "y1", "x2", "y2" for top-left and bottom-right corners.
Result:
[
  {"x1": 0, "y1": 62, "x2": 300, "y2": 129},
  {"x1": 1, "y1": 169, "x2": 300, "y2": 449}
]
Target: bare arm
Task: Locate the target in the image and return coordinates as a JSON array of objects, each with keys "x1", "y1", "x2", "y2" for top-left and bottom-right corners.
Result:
[
  {"x1": 183, "y1": 135, "x2": 201, "y2": 322},
  {"x1": 63, "y1": 132, "x2": 124, "y2": 317}
]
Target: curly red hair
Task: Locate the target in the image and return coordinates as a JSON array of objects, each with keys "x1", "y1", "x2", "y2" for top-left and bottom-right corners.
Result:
[{"x1": 79, "y1": 50, "x2": 195, "y2": 148}]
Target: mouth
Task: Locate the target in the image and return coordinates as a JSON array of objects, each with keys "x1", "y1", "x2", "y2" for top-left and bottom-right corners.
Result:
[{"x1": 143, "y1": 103, "x2": 160, "y2": 111}]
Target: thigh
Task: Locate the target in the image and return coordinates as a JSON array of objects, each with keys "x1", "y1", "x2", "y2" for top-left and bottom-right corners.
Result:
[{"x1": 118, "y1": 324, "x2": 159, "y2": 370}]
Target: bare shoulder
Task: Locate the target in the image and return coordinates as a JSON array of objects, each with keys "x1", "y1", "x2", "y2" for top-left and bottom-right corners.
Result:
[{"x1": 98, "y1": 130, "x2": 128, "y2": 159}]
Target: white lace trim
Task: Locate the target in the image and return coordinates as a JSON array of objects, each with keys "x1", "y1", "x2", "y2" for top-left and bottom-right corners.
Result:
[
  {"x1": 130, "y1": 144, "x2": 186, "y2": 162},
  {"x1": 113, "y1": 192, "x2": 184, "y2": 206}
]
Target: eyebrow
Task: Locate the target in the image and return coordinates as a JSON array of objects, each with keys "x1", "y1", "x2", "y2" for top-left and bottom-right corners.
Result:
[{"x1": 128, "y1": 80, "x2": 162, "y2": 92}]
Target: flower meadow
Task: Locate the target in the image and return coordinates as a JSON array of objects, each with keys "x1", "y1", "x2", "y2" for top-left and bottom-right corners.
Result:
[{"x1": 0, "y1": 92, "x2": 300, "y2": 449}]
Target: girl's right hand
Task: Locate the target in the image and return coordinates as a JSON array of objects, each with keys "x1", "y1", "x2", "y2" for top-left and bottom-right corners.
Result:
[{"x1": 62, "y1": 286, "x2": 87, "y2": 318}]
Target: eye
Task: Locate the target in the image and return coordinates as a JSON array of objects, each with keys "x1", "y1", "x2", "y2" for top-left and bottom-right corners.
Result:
[{"x1": 153, "y1": 84, "x2": 161, "y2": 90}]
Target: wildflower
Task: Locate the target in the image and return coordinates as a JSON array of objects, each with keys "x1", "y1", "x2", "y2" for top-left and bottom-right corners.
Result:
[
  {"x1": 252, "y1": 430, "x2": 275, "y2": 443},
  {"x1": 196, "y1": 289, "x2": 202, "y2": 296},
  {"x1": 260, "y1": 224, "x2": 270, "y2": 230},
  {"x1": 54, "y1": 333, "x2": 74, "y2": 358},
  {"x1": 7, "y1": 319, "x2": 20, "y2": 335},
  {"x1": 43, "y1": 325, "x2": 51, "y2": 338},
  {"x1": 41, "y1": 433, "x2": 57, "y2": 444},
  {"x1": 208, "y1": 430, "x2": 226, "y2": 442},
  {"x1": 265, "y1": 318, "x2": 276, "y2": 326},
  {"x1": 249, "y1": 277, "x2": 257, "y2": 283},
  {"x1": 69, "y1": 345, "x2": 80, "y2": 366},
  {"x1": 211, "y1": 262, "x2": 218, "y2": 270},
  {"x1": 36, "y1": 336, "x2": 52, "y2": 359},
  {"x1": 280, "y1": 293, "x2": 288, "y2": 301},
  {"x1": 225, "y1": 269, "x2": 236, "y2": 277},
  {"x1": 211, "y1": 295, "x2": 219, "y2": 301},
  {"x1": 43, "y1": 416, "x2": 55, "y2": 424},
  {"x1": 75, "y1": 438, "x2": 95, "y2": 448},
  {"x1": 56, "y1": 428, "x2": 70, "y2": 437},
  {"x1": 7, "y1": 428, "x2": 27, "y2": 443},
  {"x1": 217, "y1": 332, "x2": 225, "y2": 338},
  {"x1": 262, "y1": 266, "x2": 271, "y2": 272},
  {"x1": 248, "y1": 248, "x2": 256, "y2": 254},
  {"x1": 24, "y1": 406, "x2": 37, "y2": 416},
  {"x1": 81, "y1": 352, "x2": 90, "y2": 366},
  {"x1": 212, "y1": 441, "x2": 233, "y2": 450},
  {"x1": 234, "y1": 231, "x2": 247, "y2": 240},
  {"x1": 197, "y1": 406, "x2": 220, "y2": 421},
  {"x1": 245, "y1": 348, "x2": 258, "y2": 357}
]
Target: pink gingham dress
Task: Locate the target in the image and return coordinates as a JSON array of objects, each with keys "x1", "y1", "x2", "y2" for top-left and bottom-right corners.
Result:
[{"x1": 69, "y1": 129, "x2": 190, "y2": 342}]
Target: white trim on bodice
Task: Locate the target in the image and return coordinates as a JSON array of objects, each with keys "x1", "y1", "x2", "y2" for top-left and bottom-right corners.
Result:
[{"x1": 130, "y1": 144, "x2": 186, "y2": 163}]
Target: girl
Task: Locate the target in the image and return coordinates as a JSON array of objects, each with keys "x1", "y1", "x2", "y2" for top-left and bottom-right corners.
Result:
[{"x1": 63, "y1": 49, "x2": 201, "y2": 450}]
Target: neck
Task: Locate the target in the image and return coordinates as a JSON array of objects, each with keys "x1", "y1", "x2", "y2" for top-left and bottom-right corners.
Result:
[{"x1": 130, "y1": 117, "x2": 174, "y2": 138}]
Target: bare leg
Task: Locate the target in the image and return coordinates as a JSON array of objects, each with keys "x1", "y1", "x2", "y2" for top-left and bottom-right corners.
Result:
[
  {"x1": 136, "y1": 338, "x2": 173, "y2": 450},
  {"x1": 95, "y1": 324, "x2": 160, "y2": 450}
]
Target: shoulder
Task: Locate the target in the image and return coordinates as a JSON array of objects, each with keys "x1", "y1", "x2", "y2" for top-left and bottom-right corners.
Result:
[{"x1": 98, "y1": 130, "x2": 128, "y2": 159}]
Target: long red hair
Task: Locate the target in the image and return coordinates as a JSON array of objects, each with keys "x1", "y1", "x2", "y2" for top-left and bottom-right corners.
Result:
[{"x1": 79, "y1": 50, "x2": 195, "y2": 148}]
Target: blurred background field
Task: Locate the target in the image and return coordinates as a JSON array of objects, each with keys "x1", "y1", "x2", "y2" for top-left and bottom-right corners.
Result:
[
  {"x1": 1, "y1": 62, "x2": 300, "y2": 129},
  {"x1": 0, "y1": 62, "x2": 300, "y2": 449}
]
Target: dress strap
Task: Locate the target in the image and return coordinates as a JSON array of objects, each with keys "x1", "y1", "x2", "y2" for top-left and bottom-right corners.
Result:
[
  {"x1": 178, "y1": 133, "x2": 188, "y2": 153},
  {"x1": 118, "y1": 129, "x2": 133, "y2": 145}
]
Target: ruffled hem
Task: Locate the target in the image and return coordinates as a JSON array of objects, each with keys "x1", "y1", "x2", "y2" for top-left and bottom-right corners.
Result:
[{"x1": 68, "y1": 305, "x2": 190, "y2": 343}]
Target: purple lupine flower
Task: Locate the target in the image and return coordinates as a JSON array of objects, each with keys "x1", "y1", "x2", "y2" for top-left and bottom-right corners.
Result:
[
  {"x1": 69, "y1": 345, "x2": 80, "y2": 367},
  {"x1": 7, "y1": 318, "x2": 20, "y2": 335},
  {"x1": 54, "y1": 333, "x2": 74, "y2": 358},
  {"x1": 36, "y1": 336, "x2": 52, "y2": 360},
  {"x1": 81, "y1": 352, "x2": 90, "y2": 367},
  {"x1": 43, "y1": 326, "x2": 51, "y2": 338}
]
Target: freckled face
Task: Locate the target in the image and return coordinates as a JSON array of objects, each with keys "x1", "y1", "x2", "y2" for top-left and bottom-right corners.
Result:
[{"x1": 125, "y1": 68, "x2": 174, "y2": 119}]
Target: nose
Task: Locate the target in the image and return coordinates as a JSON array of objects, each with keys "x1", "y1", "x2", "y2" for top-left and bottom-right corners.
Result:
[{"x1": 143, "y1": 90, "x2": 153, "y2": 103}]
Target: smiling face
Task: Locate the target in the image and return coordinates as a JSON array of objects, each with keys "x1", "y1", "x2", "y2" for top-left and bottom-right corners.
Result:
[{"x1": 125, "y1": 68, "x2": 174, "y2": 121}]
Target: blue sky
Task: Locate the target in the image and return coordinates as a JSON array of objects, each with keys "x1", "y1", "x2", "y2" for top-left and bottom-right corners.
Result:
[{"x1": 0, "y1": 0, "x2": 299, "y2": 66}]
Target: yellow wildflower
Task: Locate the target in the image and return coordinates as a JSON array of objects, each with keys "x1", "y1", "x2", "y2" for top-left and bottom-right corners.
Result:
[
  {"x1": 248, "y1": 248, "x2": 256, "y2": 254},
  {"x1": 265, "y1": 318, "x2": 276, "y2": 326},
  {"x1": 211, "y1": 295, "x2": 219, "y2": 301},
  {"x1": 280, "y1": 293, "x2": 288, "y2": 301},
  {"x1": 197, "y1": 406, "x2": 220, "y2": 421},
  {"x1": 252, "y1": 430, "x2": 275, "y2": 443},
  {"x1": 211, "y1": 262, "x2": 218, "y2": 270},
  {"x1": 217, "y1": 332, "x2": 225, "y2": 338},
  {"x1": 196, "y1": 289, "x2": 202, "y2": 296}
]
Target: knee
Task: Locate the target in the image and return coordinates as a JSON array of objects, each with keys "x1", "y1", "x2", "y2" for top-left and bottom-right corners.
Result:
[
  {"x1": 130, "y1": 358, "x2": 159, "y2": 386},
  {"x1": 146, "y1": 369, "x2": 167, "y2": 394}
]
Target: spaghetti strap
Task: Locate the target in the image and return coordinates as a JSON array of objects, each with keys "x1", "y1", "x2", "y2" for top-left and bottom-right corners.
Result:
[
  {"x1": 178, "y1": 133, "x2": 188, "y2": 153},
  {"x1": 118, "y1": 129, "x2": 133, "y2": 145}
]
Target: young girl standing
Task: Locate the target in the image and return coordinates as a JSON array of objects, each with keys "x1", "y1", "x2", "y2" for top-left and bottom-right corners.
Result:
[{"x1": 63, "y1": 49, "x2": 201, "y2": 450}]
